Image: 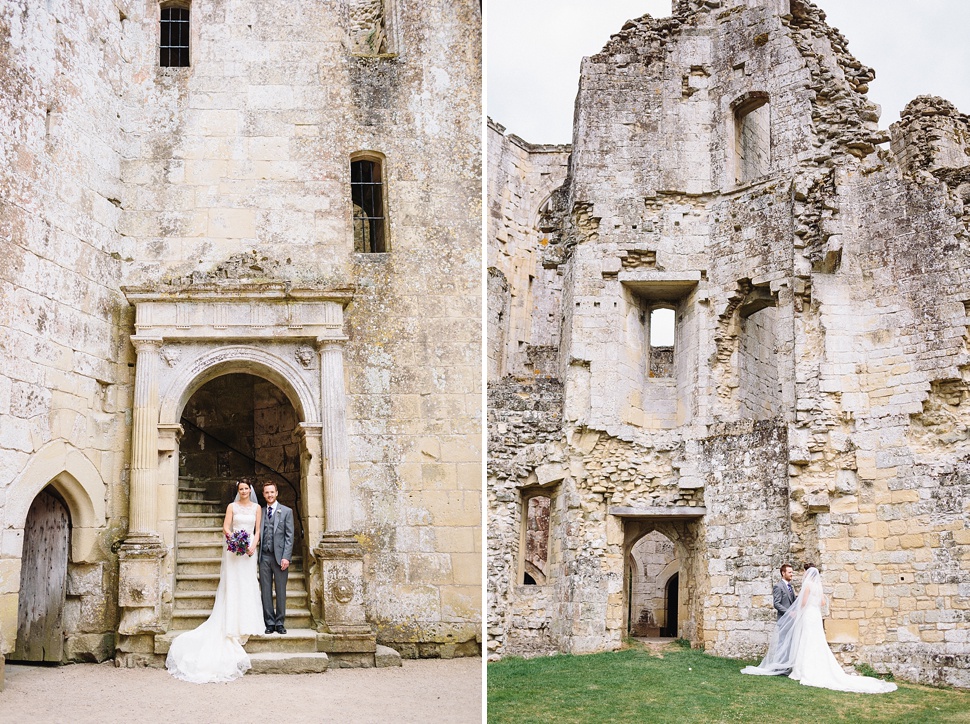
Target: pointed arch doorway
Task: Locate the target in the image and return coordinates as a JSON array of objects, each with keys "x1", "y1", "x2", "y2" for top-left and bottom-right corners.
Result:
[
  {"x1": 614, "y1": 505, "x2": 705, "y2": 643},
  {"x1": 11, "y1": 489, "x2": 70, "y2": 662}
]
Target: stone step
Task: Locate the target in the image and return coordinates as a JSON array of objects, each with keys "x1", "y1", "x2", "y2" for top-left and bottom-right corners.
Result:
[
  {"x1": 177, "y1": 488, "x2": 213, "y2": 501},
  {"x1": 174, "y1": 570, "x2": 305, "y2": 592},
  {"x1": 175, "y1": 541, "x2": 224, "y2": 559},
  {"x1": 175, "y1": 556, "x2": 305, "y2": 575},
  {"x1": 155, "y1": 628, "x2": 319, "y2": 655},
  {"x1": 173, "y1": 589, "x2": 309, "y2": 611},
  {"x1": 178, "y1": 514, "x2": 226, "y2": 526},
  {"x1": 249, "y1": 652, "x2": 329, "y2": 674},
  {"x1": 177, "y1": 500, "x2": 224, "y2": 513},
  {"x1": 170, "y1": 609, "x2": 313, "y2": 630},
  {"x1": 176, "y1": 526, "x2": 225, "y2": 542}
]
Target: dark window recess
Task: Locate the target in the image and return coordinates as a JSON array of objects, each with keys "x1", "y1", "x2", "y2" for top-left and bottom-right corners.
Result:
[
  {"x1": 351, "y1": 159, "x2": 387, "y2": 252},
  {"x1": 160, "y1": 7, "x2": 190, "y2": 68}
]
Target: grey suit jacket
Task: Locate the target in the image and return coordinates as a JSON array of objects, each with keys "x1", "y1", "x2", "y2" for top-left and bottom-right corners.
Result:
[
  {"x1": 773, "y1": 579, "x2": 796, "y2": 619},
  {"x1": 261, "y1": 503, "x2": 294, "y2": 566}
]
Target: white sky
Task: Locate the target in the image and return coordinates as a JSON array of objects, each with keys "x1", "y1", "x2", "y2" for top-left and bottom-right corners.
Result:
[{"x1": 486, "y1": 0, "x2": 970, "y2": 144}]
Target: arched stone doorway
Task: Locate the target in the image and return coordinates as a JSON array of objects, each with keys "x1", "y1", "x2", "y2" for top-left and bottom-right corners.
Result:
[
  {"x1": 627, "y1": 530, "x2": 679, "y2": 638},
  {"x1": 117, "y1": 285, "x2": 373, "y2": 664},
  {"x1": 615, "y1": 507, "x2": 705, "y2": 644},
  {"x1": 11, "y1": 488, "x2": 70, "y2": 663},
  {"x1": 0, "y1": 442, "x2": 106, "y2": 667},
  {"x1": 169, "y1": 372, "x2": 310, "y2": 631}
]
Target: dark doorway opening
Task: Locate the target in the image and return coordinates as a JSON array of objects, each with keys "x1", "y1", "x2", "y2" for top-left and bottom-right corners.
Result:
[{"x1": 661, "y1": 573, "x2": 679, "y2": 638}]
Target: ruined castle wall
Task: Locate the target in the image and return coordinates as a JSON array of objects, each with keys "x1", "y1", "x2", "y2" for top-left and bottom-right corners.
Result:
[
  {"x1": 486, "y1": 378, "x2": 565, "y2": 657},
  {"x1": 486, "y1": 121, "x2": 569, "y2": 379},
  {"x1": 489, "y1": 0, "x2": 970, "y2": 686},
  {"x1": 0, "y1": 0, "x2": 130, "y2": 660}
]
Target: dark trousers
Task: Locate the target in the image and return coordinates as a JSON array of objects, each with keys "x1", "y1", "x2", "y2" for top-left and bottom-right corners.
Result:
[{"x1": 259, "y1": 552, "x2": 288, "y2": 628}]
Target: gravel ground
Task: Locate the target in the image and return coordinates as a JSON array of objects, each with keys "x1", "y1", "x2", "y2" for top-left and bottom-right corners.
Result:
[{"x1": 0, "y1": 657, "x2": 483, "y2": 724}]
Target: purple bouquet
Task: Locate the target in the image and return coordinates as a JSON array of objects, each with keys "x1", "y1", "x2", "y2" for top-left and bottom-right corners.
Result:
[{"x1": 227, "y1": 529, "x2": 251, "y2": 556}]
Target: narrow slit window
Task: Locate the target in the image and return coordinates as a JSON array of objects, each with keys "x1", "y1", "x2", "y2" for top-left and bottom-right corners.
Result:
[
  {"x1": 648, "y1": 307, "x2": 675, "y2": 378},
  {"x1": 522, "y1": 494, "x2": 550, "y2": 585},
  {"x1": 351, "y1": 159, "x2": 387, "y2": 253},
  {"x1": 160, "y1": 7, "x2": 190, "y2": 68}
]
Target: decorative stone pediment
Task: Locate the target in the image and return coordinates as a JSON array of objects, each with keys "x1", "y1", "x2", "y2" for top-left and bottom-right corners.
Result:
[{"x1": 122, "y1": 282, "x2": 354, "y2": 341}]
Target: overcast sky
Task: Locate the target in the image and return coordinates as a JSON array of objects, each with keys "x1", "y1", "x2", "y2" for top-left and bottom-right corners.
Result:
[{"x1": 486, "y1": 0, "x2": 970, "y2": 144}]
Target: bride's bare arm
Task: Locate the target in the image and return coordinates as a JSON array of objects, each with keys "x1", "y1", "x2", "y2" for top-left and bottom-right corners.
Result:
[
  {"x1": 248, "y1": 507, "x2": 261, "y2": 556},
  {"x1": 223, "y1": 504, "x2": 233, "y2": 538}
]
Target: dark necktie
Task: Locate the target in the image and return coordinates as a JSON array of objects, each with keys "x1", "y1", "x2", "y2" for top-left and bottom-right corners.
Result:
[
  {"x1": 268, "y1": 505, "x2": 274, "y2": 521},
  {"x1": 788, "y1": 583, "x2": 794, "y2": 597}
]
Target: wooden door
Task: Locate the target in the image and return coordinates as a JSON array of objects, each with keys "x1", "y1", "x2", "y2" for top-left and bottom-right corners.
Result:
[{"x1": 13, "y1": 489, "x2": 69, "y2": 662}]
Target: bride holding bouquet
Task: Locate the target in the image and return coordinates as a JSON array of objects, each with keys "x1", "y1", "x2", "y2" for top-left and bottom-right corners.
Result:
[{"x1": 166, "y1": 480, "x2": 265, "y2": 683}]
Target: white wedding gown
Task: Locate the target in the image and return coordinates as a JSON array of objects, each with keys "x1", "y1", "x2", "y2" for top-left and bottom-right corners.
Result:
[
  {"x1": 741, "y1": 568, "x2": 897, "y2": 694},
  {"x1": 166, "y1": 502, "x2": 265, "y2": 683}
]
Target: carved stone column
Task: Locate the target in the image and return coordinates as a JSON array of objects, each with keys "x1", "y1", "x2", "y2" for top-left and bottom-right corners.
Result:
[
  {"x1": 311, "y1": 337, "x2": 374, "y2": 649},
  {"x1": 317, "y1": 338, "x2": 352, "y2": 532},
  {"x1": 128, "y1": 336, "x2": 163, "y2": 541},
  {"x1": 117, "y1": 336, "x2": 167, "y2": 663}
]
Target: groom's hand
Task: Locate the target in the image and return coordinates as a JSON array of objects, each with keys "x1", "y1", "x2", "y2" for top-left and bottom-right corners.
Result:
[
  {"x1": 281, "y1": 558, "x2": 290, "y2": 571},
  {"x1": 248, "y1": 544, "x2": 257, "y2": 556}
]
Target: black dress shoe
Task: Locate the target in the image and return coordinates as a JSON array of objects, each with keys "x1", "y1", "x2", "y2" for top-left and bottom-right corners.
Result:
[
  {"x1": 265, "y1": 627, "x2": 275, "y2": 634},
  {"x1": 277, "y1": 625, "x2": 287, "y2": 634}
]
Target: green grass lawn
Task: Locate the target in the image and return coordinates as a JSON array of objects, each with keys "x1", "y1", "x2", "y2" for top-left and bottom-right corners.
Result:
[{"x1": 487, "y1": 643, "x2": 970, "y2": 724}]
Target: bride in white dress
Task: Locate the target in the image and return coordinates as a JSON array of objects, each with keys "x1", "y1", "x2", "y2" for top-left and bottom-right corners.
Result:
[
  {"x1": 742, "y1": 567, "x2": 897, "y2": 694},
  {"x1": 166, "y1": 480, "x2": 265, "y2": 683}
]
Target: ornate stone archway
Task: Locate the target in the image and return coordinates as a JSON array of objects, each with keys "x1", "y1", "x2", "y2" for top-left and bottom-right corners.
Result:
[{"x1": 116, "y1": 283, "x2": 372, "y2": 662}]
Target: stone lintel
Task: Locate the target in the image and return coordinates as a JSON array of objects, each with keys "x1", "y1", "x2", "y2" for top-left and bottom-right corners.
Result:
[
  {"x1": 122, "y1": 283, "x2": 354, "y2": 304},
  {"x1": 123, "y1": 284, "x2": 353, "y2": 341},
  {"x1": 609, "y1": 506, "x2": 707, "y2": 519},
  {"x1": 619, "y1": 271, "x2": 701, "y2": 301}
]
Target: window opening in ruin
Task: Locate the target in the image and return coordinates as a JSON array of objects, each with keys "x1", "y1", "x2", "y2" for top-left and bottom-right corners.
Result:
[
  {"x1": 735, "y1": 94, "x2": 770, "y2": 184},
  {"x1": 348, "y1": 0, "x2": 391, "y2": 56},
  {"x1": 648, "y1": 307, "x2": 675, "y2": 378},
  {"x1": 521, "y1": 493, "x2": 550, "y2": 585},
  {"x1": 351, "y1": 158, "x2": 387, "y2": 253},
  {"x1": 160, "y1": 5, "x2": 190, "y2": 68}
]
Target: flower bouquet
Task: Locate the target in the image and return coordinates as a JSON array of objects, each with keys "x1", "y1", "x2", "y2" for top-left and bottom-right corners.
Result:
[{"x1": 226, "y1": 529, "x2": 251, "y2": 556}]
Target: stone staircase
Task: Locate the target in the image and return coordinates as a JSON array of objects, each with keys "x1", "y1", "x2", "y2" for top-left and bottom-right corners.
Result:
[{"x1": 156, "y1": 477, "x2": 328, "y2": 673}]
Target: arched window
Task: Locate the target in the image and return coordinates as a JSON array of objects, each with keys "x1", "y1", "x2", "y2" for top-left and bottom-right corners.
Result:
[
  {"x1": 160, "y1": 2, "x2": 191, "y2": 68},
  {"x1": 734, "y1": 93, "x2": 770, "y2": 183},
  {"x1": 351, "y1": 154, "x2": 388, "y2": 253}
]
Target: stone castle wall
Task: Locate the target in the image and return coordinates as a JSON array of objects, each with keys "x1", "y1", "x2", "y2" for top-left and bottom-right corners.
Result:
[
  {"x1": 486, "y1": 120, "x2": 569, "y2": 380},
  {"x1": 488, "y1": 0, "x2": 970, "y2": 687},
  {"x1": 1, "y1": 0, "x2": 481, "y2": 663}
]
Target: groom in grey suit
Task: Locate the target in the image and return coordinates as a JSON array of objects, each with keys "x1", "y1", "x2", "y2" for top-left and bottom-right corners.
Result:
[
  {"x1": 773, "y1": 563, "x2": 796, "y2": 619},
  {"x1": 260, "y1": 482, "x2": 294, "y2": 634}
]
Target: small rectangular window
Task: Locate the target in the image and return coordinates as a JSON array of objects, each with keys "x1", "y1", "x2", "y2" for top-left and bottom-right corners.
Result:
[
  {"x1": 160, "y1": 7, "x2": 190, "y2": 68},
  {"x1": 351, "y1": 159, "x2": 387, "y2": 253}
]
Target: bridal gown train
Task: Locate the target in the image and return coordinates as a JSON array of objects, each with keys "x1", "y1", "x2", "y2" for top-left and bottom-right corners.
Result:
[
  {"x1": 166, "y1": 501, "x2": 264, "y2": 683},
  {"x1": 741, "y1": 568, "x2": 897, "y2": 694}
]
